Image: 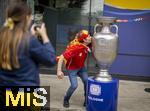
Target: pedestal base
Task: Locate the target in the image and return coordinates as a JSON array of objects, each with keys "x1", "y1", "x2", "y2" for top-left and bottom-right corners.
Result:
[{"x1": 86, "y1": 77, "x2": 119, "y2": 111}]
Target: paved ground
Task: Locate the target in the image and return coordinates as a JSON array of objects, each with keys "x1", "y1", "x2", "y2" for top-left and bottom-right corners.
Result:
[{"x1": 40, "y1": 74, "x2": 150, "y2": 111}]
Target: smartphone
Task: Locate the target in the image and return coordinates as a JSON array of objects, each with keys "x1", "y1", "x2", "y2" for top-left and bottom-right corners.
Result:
[
  {"x1": 34, "y1": 13, "x2": 43, "y2": 30},
  {"x1": 34, "y1": 13, "x2": 43, "y2": 42}
]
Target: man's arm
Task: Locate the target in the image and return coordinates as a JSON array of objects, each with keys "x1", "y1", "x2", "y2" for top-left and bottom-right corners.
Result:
[{"x1": 57, "y1": 55, "x2": 65, "y2": 79}]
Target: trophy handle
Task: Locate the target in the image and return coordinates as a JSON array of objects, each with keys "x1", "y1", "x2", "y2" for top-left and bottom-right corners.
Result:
[
  {"x1": 110, "y1": 25, "x2": 118, "y2": 35},
  {"x1": 94, "y1": 24, "x2": 102, "y2": 34}
]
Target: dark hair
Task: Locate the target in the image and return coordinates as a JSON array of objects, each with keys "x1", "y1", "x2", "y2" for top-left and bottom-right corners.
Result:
[
  {"x1": 6, "y1": 2, "x2": 32, "y2": 31},
  {"x1": 0, "y1": 2, "x2": 32, "y2": 70}
]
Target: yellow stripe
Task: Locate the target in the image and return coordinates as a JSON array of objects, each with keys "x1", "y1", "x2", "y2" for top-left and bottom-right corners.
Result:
[
  {"x1": 82, "y1": 30, "x2": 88, "y2": 35},
  {"x1": 105, "y1": 0, "x2": 150, "y2": 10},
  {"x1": 64, "y1": 58, "x2": 67, "y2": 65}
]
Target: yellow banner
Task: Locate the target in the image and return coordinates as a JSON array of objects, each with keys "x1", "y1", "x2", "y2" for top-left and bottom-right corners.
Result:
[{"x1": 105, "y1": 0, "x2": 150, "y2": 10}]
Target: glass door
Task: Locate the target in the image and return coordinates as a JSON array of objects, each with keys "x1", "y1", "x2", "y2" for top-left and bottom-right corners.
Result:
[{"x1": 31, "y1": 0, "x2": 104, "y2": 74}]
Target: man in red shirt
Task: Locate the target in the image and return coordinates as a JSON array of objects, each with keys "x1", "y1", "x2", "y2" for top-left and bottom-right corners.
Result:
[{"x1": 57, "y1": 30, "x2": 92, "y2": 108}]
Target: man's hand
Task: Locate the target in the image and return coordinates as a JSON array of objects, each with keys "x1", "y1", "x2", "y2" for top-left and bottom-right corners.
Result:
[{"x1": 57, "y1": 70, "x2": 64, "y2": 79}]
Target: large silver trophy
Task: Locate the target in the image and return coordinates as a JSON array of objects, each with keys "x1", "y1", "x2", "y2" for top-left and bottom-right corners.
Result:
[{"x1": 93, "y1": 16, "x2": 118, "y2": 82}]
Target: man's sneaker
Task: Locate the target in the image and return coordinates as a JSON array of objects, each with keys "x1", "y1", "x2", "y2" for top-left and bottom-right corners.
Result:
[
  {"x1": 83, "y1": 101, "x2": 86, "y2": 107},
  {"x1": 63, "y1": 100, "x2": 70, "y2": 108}
]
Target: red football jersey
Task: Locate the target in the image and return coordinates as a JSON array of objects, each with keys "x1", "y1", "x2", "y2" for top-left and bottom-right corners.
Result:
[{"x1": 63, "y1": 44, "x2": 89, "y2": 70}]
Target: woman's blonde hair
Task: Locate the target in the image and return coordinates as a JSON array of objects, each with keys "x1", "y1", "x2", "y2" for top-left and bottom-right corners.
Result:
[{"x1": 0, "y1": 2, "x2": 32, "y2": 70}]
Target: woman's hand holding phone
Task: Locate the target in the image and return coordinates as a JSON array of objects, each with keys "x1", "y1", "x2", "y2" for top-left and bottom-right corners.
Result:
[{"x1": 31, "y1": 23, "x2": 50, "y2": 43}]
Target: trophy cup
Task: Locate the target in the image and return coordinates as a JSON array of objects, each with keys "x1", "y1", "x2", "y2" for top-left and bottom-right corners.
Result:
[
  {"x1": 92, "y1": 16, "x2": 118, "y2": 81},
  {"x1": 86, "y1": 16, "x2": 119, "y2": 111}
]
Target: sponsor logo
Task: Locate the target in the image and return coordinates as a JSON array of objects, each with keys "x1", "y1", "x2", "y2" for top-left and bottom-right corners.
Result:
[{"x1": 90, "y1": 84, "x2": 101, "y2": 96}]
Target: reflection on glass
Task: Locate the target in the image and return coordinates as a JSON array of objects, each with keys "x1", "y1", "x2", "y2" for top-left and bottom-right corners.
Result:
[
  {"x1": 33, "y1": 0, "x2": 104, "y2": 73},
  {"x1": 55, "y1": 0, "x2": 104, "y2": 73}
]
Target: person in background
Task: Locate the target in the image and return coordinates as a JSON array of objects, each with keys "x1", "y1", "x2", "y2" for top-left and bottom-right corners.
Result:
[
  {"x1": 0, "y1": 2, "x2": 56, "y2": 110},
  {"x1": 57, "y1": 30, "x2": 92, "y2": 108}
]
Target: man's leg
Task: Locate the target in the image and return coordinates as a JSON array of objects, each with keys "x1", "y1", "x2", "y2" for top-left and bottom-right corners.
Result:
[
  {"x1": 64, "y1": 70, "x2": 78, "y2": 107},
  {"x1": 78, "y1": 67, "x2": 88, "y2": 106}
]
